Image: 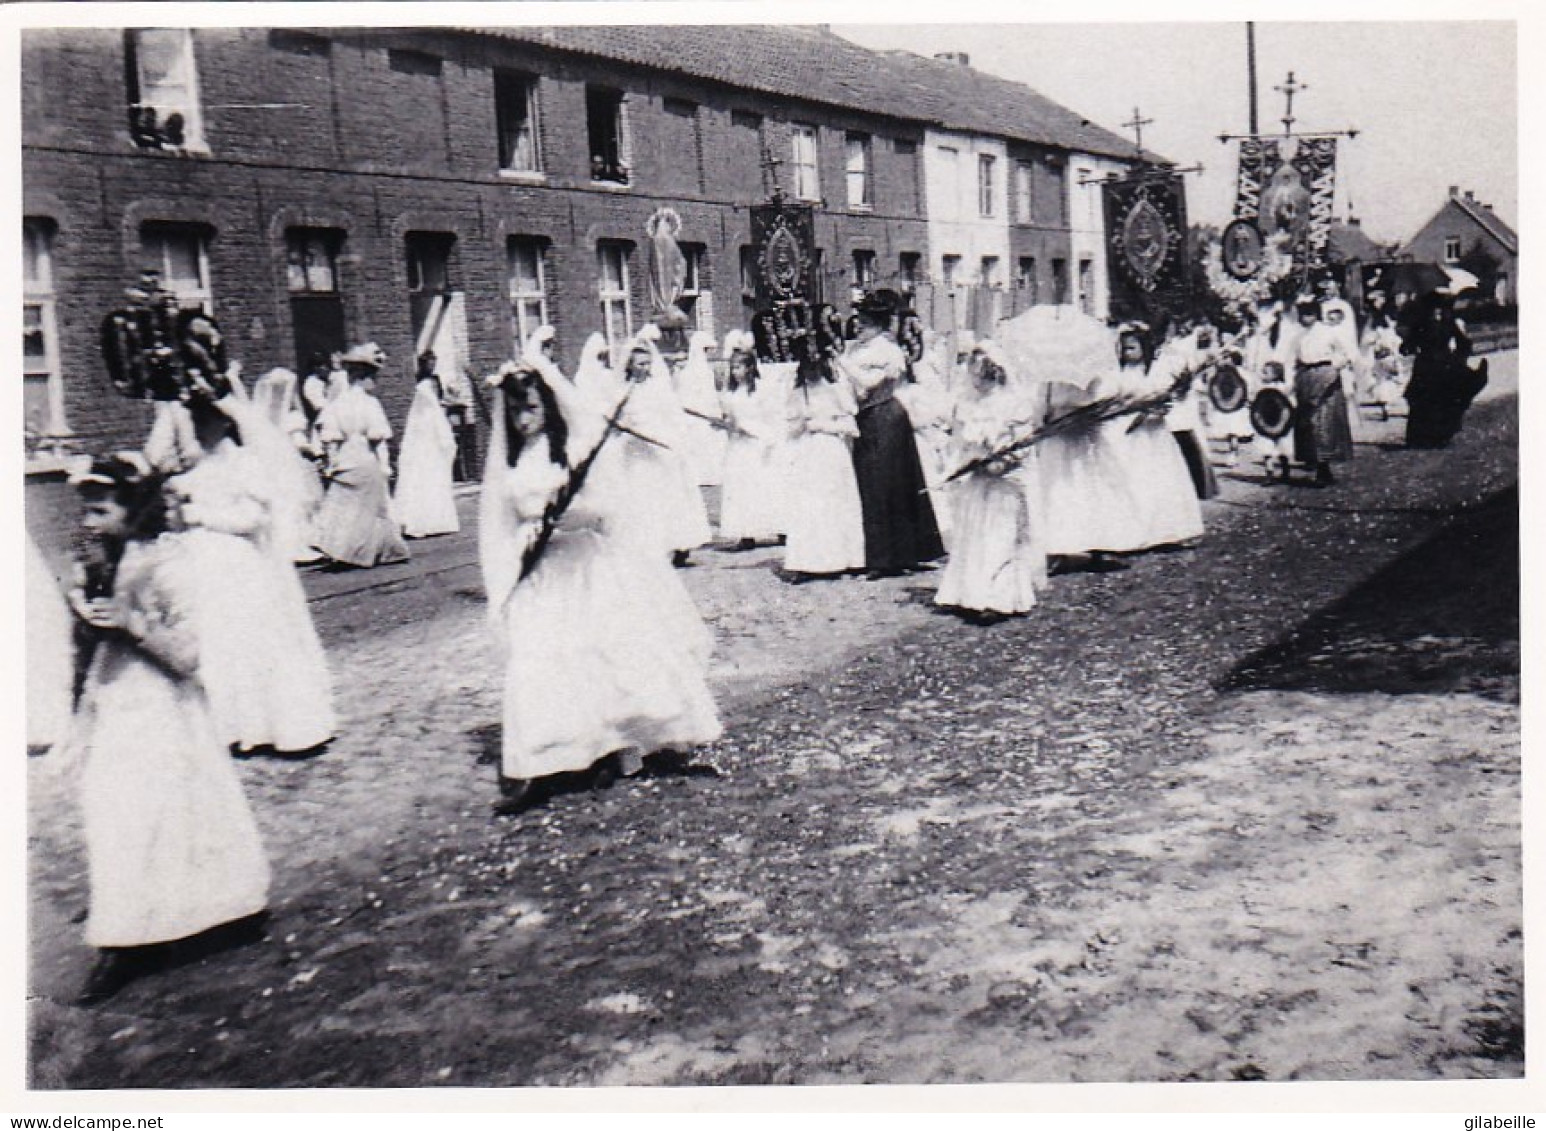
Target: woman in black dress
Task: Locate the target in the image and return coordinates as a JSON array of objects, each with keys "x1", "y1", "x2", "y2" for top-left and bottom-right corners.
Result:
[{"x1": 833, "y1": 293, "x2": 945, "y2": 577}]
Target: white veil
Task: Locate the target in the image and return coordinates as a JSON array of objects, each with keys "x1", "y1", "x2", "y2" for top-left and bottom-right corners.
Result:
[{"x1": 478, "y1": 358, "x2": 611, "y2": 641}]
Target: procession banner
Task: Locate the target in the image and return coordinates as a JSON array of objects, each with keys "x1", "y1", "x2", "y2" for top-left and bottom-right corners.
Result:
[
  {"x1": 749, "y1": 200, "x2": 818, "y2": 311},
  {"x1": 1102, "y1": 170, "x2": 1191, "y2": 325},
  {"x1": 1293, "y1": 137, "x2": 1338, "y2": 271}
]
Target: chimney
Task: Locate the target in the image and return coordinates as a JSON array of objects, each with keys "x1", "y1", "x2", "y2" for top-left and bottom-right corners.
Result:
[
  {"x1": 1449, "y1": 185, "x2": 1460, "y2": 198},
  {"x1": 1464, "y1": 190, "x2": 1476, "y2": 202},
  {"x1": 934, "y1": 51, "x2": 970, "y2": 66}
]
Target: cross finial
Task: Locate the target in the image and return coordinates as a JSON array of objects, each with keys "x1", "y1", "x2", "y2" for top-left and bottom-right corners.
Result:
[
  {"x1": 1122, "y1": 106, "x2": 1154, "y2": 154},
  {"x1": 1274, "y1": 70, "x2": 1307, "y2": 135}
]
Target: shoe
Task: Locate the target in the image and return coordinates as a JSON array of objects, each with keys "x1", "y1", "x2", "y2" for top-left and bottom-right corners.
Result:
[
  {"x1": 589, "y1": 753, "x2": 621, "y2": 791},
  {"x1": 77, "y1": 948, "x2": 160, "y2": 1006},
  {"x1": 492, "y1": 775, "x2": 539, "y2": 817}
]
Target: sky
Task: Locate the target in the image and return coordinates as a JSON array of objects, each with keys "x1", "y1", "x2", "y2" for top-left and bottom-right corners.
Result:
[{"x1": 835, "y1": 20, "x2": 1517, "y2": 247}]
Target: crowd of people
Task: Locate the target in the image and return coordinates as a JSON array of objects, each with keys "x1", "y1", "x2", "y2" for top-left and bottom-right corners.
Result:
[{"x1": 25, "y1": 275, "x2": 1492, "y2": 1005}]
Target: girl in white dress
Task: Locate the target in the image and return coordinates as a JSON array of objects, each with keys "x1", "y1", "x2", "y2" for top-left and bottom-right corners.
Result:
[
  {"x1": 781, "y1": 360, "x2": 866, "y2": 578},
  {"x1": 674, "y1": 330, "x2": 727, "y2": 488},
  {"x1": 1105, "y1": 327, "x2": 1206, "y2": 550},
  {"x1": 165, "y1": 393, "x2": 337, "y2": 755},
  {"x1": 1038, "y1": 338, "x2": 1147, "y2": 570},
  {"x1": 66, "y1": 457, "x2": 270, "y2": 1003},
  {"x1": 479, "y1": 361, "x2": 722, "y2": 814},
  {"x1": 313, "y1": 345, "x2": 410, "y2": 567},
  {"x1": 393, "y1": 352, "x2": 461, "y2": 538},
  {"x1": 934, "y1": 342, "x2": 1048, "y2": 618},
  {"x1": 717, "y1": 330, "x2": 786, "y2": 547},
  {"x1": 603, "y1": 331, "x2": 713, "y2": 566},
  {"x1": 250, "y1": 368, "x2": 325, "y2": 563}
]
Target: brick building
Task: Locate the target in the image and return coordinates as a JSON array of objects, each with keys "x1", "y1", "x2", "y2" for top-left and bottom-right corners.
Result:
[{"x1": 21, "y1": 24, "x2": 1137, "y2": 473}]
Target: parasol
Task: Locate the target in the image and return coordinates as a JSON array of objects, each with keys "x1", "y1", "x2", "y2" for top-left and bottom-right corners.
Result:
[
  {"x1": 1436, "y1": 265, "x2": 1480, "y2": 296},
  {"x1": 994, "y1": 304, "x2": 1115, "y2": 391}
]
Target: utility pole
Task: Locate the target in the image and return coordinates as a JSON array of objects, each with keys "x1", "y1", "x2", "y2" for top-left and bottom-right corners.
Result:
[{"x1": 1246, "y1": 22, "x2": 1259, "y2": 136}]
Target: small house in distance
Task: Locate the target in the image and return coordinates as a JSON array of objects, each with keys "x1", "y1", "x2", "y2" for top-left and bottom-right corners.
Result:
[{"x1": 1399, "y1": 187, "x2": 1518, "y2": 306}]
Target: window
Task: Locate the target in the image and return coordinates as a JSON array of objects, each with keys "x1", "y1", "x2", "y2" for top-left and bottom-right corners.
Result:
[
  {"x1": 406, "y1": 233, "x2": 455, "y2": 295},
  {"x1": 286, "y1": 229, "x2": 347, "y2": 376},
  {"x1": 508, "y1": 237, "x2": 548, "y2": 348},
  {"x1": 1075, "y1": 167, "x2": 1097, "y2": 228},
  {"x1": 597, "y1": 241, "x2": 632, "y2": 349},
  {"x1": 1051, "y1": 257, "x2": 1068, "y2": 304},
  {"x1": 942, "y1": 254, "x2": 961, "y2": 289},
  {"x1": 899, "y1": 252, "x2": 922, "y2": 287},
  {"x1": 1078, "y1": 258, "x2": 1095, "y2": 315},
  {"x1": 388, "y1": 49, "x2": 441, "y2": 77},
  {"x1": 792, "y1": 124, "x2": 820, "y2": 201},
  {"x1": 937, "y1": 146, "x2": 960, "y2": 214},
  {"x1": 23, "y1": 219, "x2": 65, "y2": 438},
  {"x1": 1015, "y1": 161, "x2": 1034, "y2": 224},
  {"x1": 894, "y1": 137, "x2": 917, "y2": 155},
  {"x1": 845, "y1": 133, "x2": 871, "y2": 209},
  {"x1": 286, "y1": 229, "x2": 339, "y2": 294},
  {"x1": 495, "y1": 71, "x2": 541, "y2": 173},
  {"x1": 1017, "y1": 256, "x2": 1038, "y2": 303},
  {"x1": 980, "y1": 256, "x2": 1000, "y2": 289},
  {"x1": 125, "y1": 29, "x2": 204, "y2": 150},
  {"x1": 852, "y1": 249, "x2": 876, "y2": 297},
  {"x1": 269, "y1": 29, "x2": 330, "y2": 57},
  {"x1": 978, "y1": 154, "x2": 997, "y2": 217},
  {"x1": 586, "y1": 87, "x2": 630, "y2": 184},
  {"x1": 1444, "y1": 236, "x2": 1462, "y2": 262},
  {"x1": 679, "y1": 245, "x2": 713, "y2": 334},
  {"x1": 140, "y1": 223, "x2": 211, "y2": 311}
]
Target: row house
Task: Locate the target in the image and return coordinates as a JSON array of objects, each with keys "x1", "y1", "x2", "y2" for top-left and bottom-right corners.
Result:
[
  {"x1": 21, "y1": 23, "x2": 1141, "y2": 473},
  {"x1": 879, "y1": 48, "x2": 1144, "y2": 328}
]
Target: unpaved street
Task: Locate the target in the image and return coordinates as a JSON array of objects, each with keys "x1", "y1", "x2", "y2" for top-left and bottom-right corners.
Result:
[{"x1": 27, "y1": 363, "x2": 1520, "y2": 1088}]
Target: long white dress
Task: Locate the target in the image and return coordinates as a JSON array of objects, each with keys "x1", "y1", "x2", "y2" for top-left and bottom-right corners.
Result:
[
  {"x1": 480, "y1": 387, "x2": 722, "y2": 782},
  {"x1": 673, "y1": 333, "x2": 727, "y2": 487},
  {"x1": 246, "y1": 377, "x2": 326, "y2": 564},
  {"x1": 75, "y1": 536, "x2": 270, "y2": 947},
  {"x1": 608, "y1": 346, "x2": 713, "y2": 557},
  {"x1": 314, "y1": 385, "x2": 410, "y2": 567},
  {"x1": 1038, "y1": 375, "x2": 1150, "y2": 556},
  {"x1": 1105, "y1": 362, "x2": 1207, "y2": 549},
  {"x1": 934, "y1": 386, "x2": 1048, "y2": 614},
  {"x1": 394, "y1": 378, "x2": 461, "y2": 538},
  {"x1": 782, "y1": 378, "x2": 866, "y2": 575},
  {"x1": 26, "y1": 533, "x2": 74, "y2": 748},
  {"x1": 718, "y1": 378, "x2": 787, "y2": 542},
  {"x1": 171, "y1": 438, "x2": 336, "y2": 753},
  {"x1": 896, "y1": 350, "x2": 959, "y2": 548}
]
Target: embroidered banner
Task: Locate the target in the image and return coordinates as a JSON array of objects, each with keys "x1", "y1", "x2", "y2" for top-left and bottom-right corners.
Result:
[
  {"x1": 749, "y1": 200, "x2": 818, "y2": 310},
  {"x1": 1102, "y1": 170, "x2": 1191, "y2": 325}
]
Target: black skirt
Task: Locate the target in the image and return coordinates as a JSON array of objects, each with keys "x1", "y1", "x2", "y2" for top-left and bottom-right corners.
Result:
[{"x1": 852, "y1": 398, "x2": 945, "y2": 572}]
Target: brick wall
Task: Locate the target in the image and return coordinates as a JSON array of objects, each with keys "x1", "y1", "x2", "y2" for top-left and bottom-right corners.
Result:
[{"x1": 22, "y1": 26, "x2": 933, "y2": 465}]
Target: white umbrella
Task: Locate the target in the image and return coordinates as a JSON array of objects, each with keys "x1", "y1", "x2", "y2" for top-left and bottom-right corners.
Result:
[
  {"x1": 993, "y1": 303, "x2": 1116, "y2": 390},
  {"x1": 1437, "y1": 265, "x2": 1480, "y2": 295}
]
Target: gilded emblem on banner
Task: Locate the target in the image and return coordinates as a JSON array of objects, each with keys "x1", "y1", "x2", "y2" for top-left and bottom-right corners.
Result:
[
  {"x1": 760, "y1": 220, "x2": 806, "y2": 302},
  {"x1": 1114, "y1": 191, "x2": 1178, "y2": 291}
]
